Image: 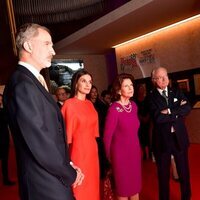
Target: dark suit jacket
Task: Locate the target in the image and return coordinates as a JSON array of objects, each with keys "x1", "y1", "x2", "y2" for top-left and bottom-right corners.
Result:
[
  {"x1": 3, "y1": 65, "x2": 76, "y2": 200},
  {"x1": 148, "y1": 87, "x2": 191, "y2": 153},
  {"x1": 57, "y1": 101, "x2": 62, "y2": 109}
]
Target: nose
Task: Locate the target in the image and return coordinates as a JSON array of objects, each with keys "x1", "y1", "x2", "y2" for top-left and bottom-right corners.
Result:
[
  {"x1": 128, "y1": 85, "x2": 133, "y2": 90},
  {"x1": 86, "y1": 81, "x2": 91, "y2": 86},
  {"x1": 50, "y1": 47, "x2": 56, "y2": 56}
]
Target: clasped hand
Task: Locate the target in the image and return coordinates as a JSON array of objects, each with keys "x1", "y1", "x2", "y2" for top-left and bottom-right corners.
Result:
[
  {"x1": 180, "y1": 100, "x2": 187, "y2": 106},
  {"x1": 161, "y1": 109, "x2": 169, "y2": 114},
  {"x1": 160, "y1": 100, "x2": 187, "y2": 115},
  {"x1": 70, "y1": 162, "x2": 84, "y2": 188}
]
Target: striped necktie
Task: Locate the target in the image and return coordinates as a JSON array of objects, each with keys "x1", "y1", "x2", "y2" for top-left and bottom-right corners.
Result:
[{"x1": 162, "y1": 90, "x2": 168, "y2": 104}]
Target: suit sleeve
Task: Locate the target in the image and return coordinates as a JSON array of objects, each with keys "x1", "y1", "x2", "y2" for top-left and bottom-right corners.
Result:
[
  {"x1": 170, "y1": 89, "x2": 191, "y2": 117},
  {"x1": 148, "y1": 93, "x2": 169, "y2": 124},
  {"x1": 148, "y1": 89, "x2": 191, "y2": 124},
  {"x1": 13, "y1": 81, "x2": 76, "y2": 186}
]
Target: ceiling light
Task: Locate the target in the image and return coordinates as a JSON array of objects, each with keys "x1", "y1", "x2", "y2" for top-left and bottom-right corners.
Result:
[{"x1": 113, "y1": 13, "x2": 200, "y2": 48}]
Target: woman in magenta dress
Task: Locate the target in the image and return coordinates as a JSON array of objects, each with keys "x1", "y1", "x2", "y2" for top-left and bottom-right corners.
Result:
[{"x1": 103, "y1": 73, "x2": 141, "y2": 200}]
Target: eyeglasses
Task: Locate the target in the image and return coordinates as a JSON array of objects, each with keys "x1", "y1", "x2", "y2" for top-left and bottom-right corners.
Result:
[{"x1": 153, "y1": 75, "x2": 168, "y2": 81}]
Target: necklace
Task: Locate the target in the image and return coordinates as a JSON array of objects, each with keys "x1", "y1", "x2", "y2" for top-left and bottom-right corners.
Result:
[{"x1": 120, "y1": 102, "x2": 132, "y2": 113}]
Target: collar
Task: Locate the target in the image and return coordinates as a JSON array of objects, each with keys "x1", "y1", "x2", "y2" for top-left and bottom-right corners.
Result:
[
  {"x1": 18, "y1": 61, "x2": 40, "y2": 79},
  {"x1": 157, "y1": 87, "x2": 168, "y2": 96},
  {"x1": 58, "y1": 101, "x2": 64, "y2": 105}
]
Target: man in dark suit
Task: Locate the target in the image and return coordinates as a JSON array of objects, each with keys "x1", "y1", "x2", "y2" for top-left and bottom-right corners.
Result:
[
  {"x1": 148, "y1": 67, "x2": 191, "y2": 200},
  {"x1": 55, "y1": 87, "x2": 70, "y2": 109},
  {"x1": 0, "y1": 94, "x2": 15, "y2": 186},
  {"x1": 3, "y1": 23, "x2": 84, "y2": 200}
]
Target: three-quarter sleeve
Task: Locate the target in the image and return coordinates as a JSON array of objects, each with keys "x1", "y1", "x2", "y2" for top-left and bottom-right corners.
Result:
[
  {"x1": 61, "y1": 102, "x2": 75, "y2": 144},
  {"x1": 103, "y1": 104, "x2": 118, "y2": 160}
]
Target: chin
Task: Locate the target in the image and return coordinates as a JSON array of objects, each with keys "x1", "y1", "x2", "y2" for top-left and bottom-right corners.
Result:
[{"x1": 45, "y1": 62, "x2": 51, "y2": 68}]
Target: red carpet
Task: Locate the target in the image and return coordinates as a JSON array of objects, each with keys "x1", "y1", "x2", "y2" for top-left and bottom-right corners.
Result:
[
  {"x1": 0, "y1": 144, "x2": 199, "y2": 200},
  {"x1": 141, "y1": 144, "x2": 200, "y2": 200}
]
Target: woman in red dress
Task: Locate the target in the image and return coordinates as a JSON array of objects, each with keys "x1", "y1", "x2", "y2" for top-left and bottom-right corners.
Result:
[{"x1": 61, "y1": 69, "x2": 100, "y2": 200}]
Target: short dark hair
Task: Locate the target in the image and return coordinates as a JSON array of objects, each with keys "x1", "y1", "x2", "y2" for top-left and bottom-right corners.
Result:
[
  {"x1": 86, "y1": 85, "x2": 98, "y2": 100},
  {"x1": 111, "y1": 73, "x2": 134, "y2": 101},
  {"x1": 101, "y1": 90, "x2": 110, "y2": 98}
]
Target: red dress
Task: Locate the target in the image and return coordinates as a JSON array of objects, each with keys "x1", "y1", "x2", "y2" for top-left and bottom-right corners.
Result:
[{"x1": 61, "y1": 97, "x2": 100, "y2": 200}]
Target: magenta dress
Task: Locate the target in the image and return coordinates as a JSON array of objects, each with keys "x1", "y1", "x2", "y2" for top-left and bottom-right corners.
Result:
[{"x1": 103, "y1": 101, "x2": 141, "y2": 197}]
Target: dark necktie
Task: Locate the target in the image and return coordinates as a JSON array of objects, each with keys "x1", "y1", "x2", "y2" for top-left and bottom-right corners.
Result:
[
  {"x1": 162, "y1": 90, "x2": 175, "y2": 132},
  {"x1": 162, "y1": 90, "x2": 168, "y2": 104}
]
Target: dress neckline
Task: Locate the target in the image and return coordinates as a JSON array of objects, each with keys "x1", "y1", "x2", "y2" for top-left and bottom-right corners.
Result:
[{"x1": 73, "y1": 97, "x2": 88, "y2": 103}]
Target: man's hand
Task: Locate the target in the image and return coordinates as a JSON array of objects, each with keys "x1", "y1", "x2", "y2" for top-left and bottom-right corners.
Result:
[
  {"x1": 70, "y1": 162, "x2": 84, "y2": 188},
  {"x1": 180, "y1": 100, "x2": 187, "y2": 106},
  {"x1": 161, "y1": 109, "x2": 169, "y2": 114}
]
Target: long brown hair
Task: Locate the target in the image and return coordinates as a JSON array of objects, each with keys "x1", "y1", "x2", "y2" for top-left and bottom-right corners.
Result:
[{"x1": 70, "y1": 69, "x2": 93, "y2": 98}]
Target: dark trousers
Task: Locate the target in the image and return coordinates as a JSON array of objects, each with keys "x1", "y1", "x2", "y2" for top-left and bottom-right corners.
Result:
[
  {"x1": 155, "y1": 134, "x2": 191, "y2": 200},
  {"x1": 1, "y1": 149, "x2": 9, "y2": 182}
]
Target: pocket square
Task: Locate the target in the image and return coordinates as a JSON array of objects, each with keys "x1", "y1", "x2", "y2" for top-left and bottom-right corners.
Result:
[{"x1": 174, "y1": 98, "x2": 178, "y2": 102}]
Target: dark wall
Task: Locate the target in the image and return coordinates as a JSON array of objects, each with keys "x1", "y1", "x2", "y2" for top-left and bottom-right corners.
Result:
[
  {"x1": 135, "y1": 68, "x2": 200, "y2": 105},
  {"x1": 105, "y1": 49, "x2": 118, "y2": 86},
  {"x1": 0, "y1": 0, "x2": 17, "y2": 85}
]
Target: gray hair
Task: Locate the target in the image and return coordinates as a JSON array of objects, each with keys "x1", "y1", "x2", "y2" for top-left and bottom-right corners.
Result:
[
  {"x1": 151, "y1": 67, "x2": 168, "y2": 79},
  {"x1": 16, "y1": 23, "x2": 50, "y2": 57}
]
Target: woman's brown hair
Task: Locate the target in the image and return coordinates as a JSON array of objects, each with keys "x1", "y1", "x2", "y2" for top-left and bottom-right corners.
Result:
[
  {"x1": 70, "y1": 69, "x2": 93, "y2": 98},
  {"x1": 111, "y1": 73, "x2": 134, "y2": 101}
]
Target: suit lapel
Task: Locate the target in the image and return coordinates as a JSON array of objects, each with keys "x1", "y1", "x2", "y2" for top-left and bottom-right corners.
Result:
[
  {"x1": 167, "y1": 87, "x2": 174, "y2": 106},
  {"x1": 17, "y1": 65, "x2": 61, "y2": 114},
  {"x1": 153, "y1": 89, "x2": 167, "y2": 107}
]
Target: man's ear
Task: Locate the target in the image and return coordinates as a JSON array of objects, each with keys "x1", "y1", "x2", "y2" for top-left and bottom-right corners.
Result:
[{"x1": 23, "y1": 41, "x2": 32, "y2": 53}]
